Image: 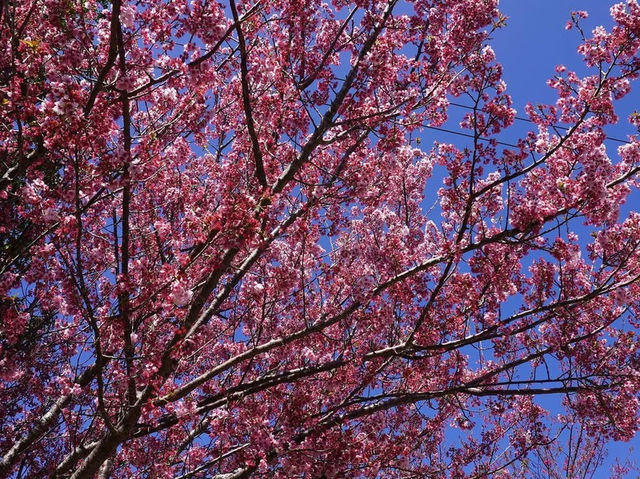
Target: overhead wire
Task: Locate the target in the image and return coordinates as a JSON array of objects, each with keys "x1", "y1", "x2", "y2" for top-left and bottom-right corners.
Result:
[
  {"x1": 421, "y1": 125, "x2": 521, "y2": 149},
  {"x1": 448, "y1": 101, "x2": 631, "y2": 145}
]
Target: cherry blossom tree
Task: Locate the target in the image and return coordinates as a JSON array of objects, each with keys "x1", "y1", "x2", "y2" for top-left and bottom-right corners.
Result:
[{"x1": 2, "y1": 0, "x2": 640, "y2": 477}]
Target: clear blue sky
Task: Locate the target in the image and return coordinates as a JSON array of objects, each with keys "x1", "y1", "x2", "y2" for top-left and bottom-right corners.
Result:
[
  {"x1": 492, "y1": 1, "x2": 640, "y2": 475},
  {"x1": 493, "y1": 0, "x2": 635, "y2": 141}
]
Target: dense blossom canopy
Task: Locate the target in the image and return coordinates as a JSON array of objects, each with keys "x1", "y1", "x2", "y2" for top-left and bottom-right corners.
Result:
[{"x1": 2, "y1": 0, "x2": 640, "y2": 477}]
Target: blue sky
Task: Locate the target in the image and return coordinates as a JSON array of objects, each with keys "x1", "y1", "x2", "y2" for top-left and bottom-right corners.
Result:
[
  {"x1": 495, "y1": 0, "x2": 616, "y2": 106},
  {"x1": 400, "y1": 1, "x2": 640, "y2": 473},
  {"x1": 492, "y1": 1, "x2": 640, "y2": 475},
  {"x1": 494, "y1": 0, "x2": 635, "y2": 141}
]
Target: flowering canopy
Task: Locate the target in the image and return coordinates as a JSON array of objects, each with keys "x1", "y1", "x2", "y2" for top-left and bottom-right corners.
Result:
[{"x1": 2, "y1": 0, "x2": 640, "y2": 477}]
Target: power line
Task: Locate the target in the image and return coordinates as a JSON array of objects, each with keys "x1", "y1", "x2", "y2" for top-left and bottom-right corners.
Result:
[
  {"x1": 422, "y1": 125, "x2": 520, "y2": 148},
  {"x1": 449, "y1": 101, "x2": 631, "y2": 145}
]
